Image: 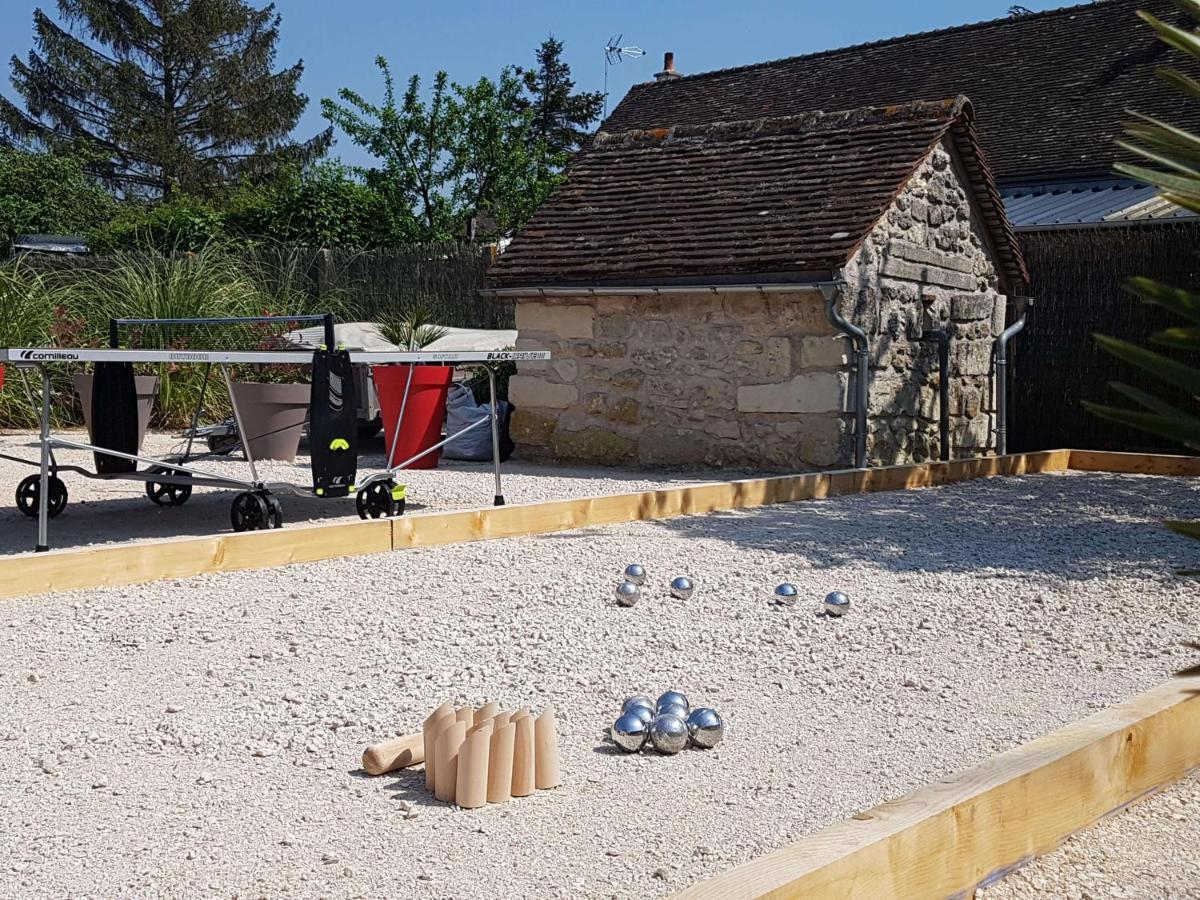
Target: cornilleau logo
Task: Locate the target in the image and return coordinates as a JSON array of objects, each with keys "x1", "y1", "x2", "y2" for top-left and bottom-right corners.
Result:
[{"x1": 19, "y1": 349, "x2": 80, "y2": 361}]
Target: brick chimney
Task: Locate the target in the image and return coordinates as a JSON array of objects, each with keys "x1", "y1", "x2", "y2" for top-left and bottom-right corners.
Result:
[{"x1": 655, "y1": 52, "x2": 680, "y2": 82}]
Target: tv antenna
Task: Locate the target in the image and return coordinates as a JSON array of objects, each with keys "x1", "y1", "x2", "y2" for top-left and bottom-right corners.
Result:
[{"x1": 603, "y1": 35, "x2": 645, "y2": 115}]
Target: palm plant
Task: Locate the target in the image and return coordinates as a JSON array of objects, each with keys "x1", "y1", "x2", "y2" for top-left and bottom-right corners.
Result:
[
  {"x1": 379, "y1": 298, "x2": 449, "y2": 350},
  {"x1": 1083, "y1": 0, "x2": 1200, "y2": 544}
]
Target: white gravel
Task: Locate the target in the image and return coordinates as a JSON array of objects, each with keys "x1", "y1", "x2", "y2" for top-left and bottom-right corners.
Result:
[
  {"x1": 983, "y1": 770, "x2": 1200, "y2": 898},
  {"x1": 0, "y1": 470, "x2": 1196, "y2": 898},
  {"x1": 0, "y1": 430, "x2": 751, "y2": 554}
]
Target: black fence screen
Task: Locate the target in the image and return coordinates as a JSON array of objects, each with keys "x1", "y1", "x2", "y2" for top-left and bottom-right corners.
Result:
[{"x1": 1010, "y1": 222, "x2": 1200, "y2": 453}]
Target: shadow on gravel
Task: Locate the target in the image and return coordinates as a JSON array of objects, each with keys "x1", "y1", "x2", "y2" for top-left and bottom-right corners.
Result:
[{"x1": 649, "y1": 473, "x2": 1200, "y2": 579}]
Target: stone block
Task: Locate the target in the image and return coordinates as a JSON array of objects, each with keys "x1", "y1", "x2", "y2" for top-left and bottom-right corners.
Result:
[
  {"x1": 881, "y1": 258, "x2": 978, "y2": 291},
  {"x1": 610, "y1": 369, "x2": 644, "y2": 391},
  {"x1": 550, "y1": 359, "x2": 578, "y2": 382},
  {"x1": 703, "y1": 418, "x2": 741, "y2": 441},
  {"x1": 607, "y1": 398, "x2": 640, "y2": 425},
  {"x1": 951, "y1": 340, "x2": 993, "y2": 377},
  {"x1": 509, "y1": 409, "x2": 557, "y2": 446},
  {"x1": 551, "y1": 427, "x2": 636, "y2": 464},
  {"x1": 736, "y1": 372, "x2": 844, "y2": 414},
  {"x1": 950, "y1": 294, "x2": 995, "y2": 322},
  {"x1": 889, "y1": 239, "x2": 977, "y2": 274},
  {"x1": 514, "y1": 301, "x2": 595, "y2": 339},
  {"x1": 508, "y1": 376, "x2": 577, "y2": 410},
  {"x1": 954, "y1": 414, "x2": 993, "y2": 450},
  {"x1": 765, "y1": 337, "x2": 792, "y2": 376},
  {"x1": 637, "y1": 427, "x2": 711, "y2": 467}
]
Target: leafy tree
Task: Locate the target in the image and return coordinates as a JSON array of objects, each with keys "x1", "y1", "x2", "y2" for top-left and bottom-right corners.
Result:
[
  {"x1": 518, "y1": 36, "x2": 605, "y2": 158},
  {"x1": 0, "y1": 0, "x2": 331, "y2": 200},
  {"x1": 0, "y1": 147, "x2": 114, "y2": 247},
  {"x1": 1084, "y1": 0, "x2": 1200, "y2": 546},
  {"x1": 322, "y1": 57, "x2": 561, "y2": 242}
]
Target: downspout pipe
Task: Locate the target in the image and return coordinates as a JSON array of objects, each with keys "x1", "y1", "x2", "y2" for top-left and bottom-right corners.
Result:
[
  {"x1": 821, "y1": 281, "x2": 869, "y2": 470},
  {"x1": 994, "y1": 297, "x2": 1034, "y2": 457}
]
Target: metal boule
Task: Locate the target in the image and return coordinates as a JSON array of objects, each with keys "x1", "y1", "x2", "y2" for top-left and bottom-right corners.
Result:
[
  {"x1": 649, "y1": 713, "x2": 689, "y2": 755},
  {"x1": 614, "y1": 581, "x2": 640, "y2": 607},
  {"x1": 611, "y1": 713, "x2": 649, "y2": 752},
  {"x1": 669, "y1": 576, "x2": 695, "y2": 600},
  {"x1": 686, "y1": 707, "x2": 725, "y2": 749},
  {"x1": 824, "y1": 590, "x2": 851, "y2": 617},
  {"x1": 623, "y1": 564, "x2": 647, "y2": 586}
]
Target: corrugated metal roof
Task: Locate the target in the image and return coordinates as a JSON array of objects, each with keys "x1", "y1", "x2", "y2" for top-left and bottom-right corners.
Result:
[
  {"x1": 11, "y1": 234, "x2": 90, "y2": 254},
  {"x1": 1002, "y1": 179, "x2": 1194, "y2": 229}
]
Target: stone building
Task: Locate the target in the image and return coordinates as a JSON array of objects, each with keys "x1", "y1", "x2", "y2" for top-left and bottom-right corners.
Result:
[{"x1": 487, "y1": 98, "x2": 1027, "y2": 470}]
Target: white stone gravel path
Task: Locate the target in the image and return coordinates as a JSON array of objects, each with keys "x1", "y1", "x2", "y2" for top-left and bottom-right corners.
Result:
[
  {"x1": 0, "y1": 470, "x2": 1196, "y2": 898},
  {"x1": 0, "y1": 430, "x2": 750, "y2": 554}
]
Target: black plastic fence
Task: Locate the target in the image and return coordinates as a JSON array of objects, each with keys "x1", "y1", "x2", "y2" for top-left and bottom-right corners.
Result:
[{"x1": 1010, "y1": 222, "x2": 1200, "y2": 453}]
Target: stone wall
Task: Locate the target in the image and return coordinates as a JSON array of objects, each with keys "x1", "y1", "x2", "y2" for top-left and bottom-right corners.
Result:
[
  {"x1": 507, "y1": 140, "x2": 1007, "y2": 470},
  {"x1": 842, "y1": 140, "x2": 1006, "y2": 463}
]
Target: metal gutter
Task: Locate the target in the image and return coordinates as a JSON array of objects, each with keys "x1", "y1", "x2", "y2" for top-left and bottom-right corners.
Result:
[
  {"x1": 479, "y1": 282, "x2": 833, "y2": 298},
  {"x1": 821, "y1": 279, "x2": 869, "y2": 470},
  {"x1": 994, "y1": 297, "x2": 1033, "y2": 456}
]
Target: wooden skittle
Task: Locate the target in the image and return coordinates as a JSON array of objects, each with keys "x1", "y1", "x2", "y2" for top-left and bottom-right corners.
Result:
[
  {"x1": 534, "y1": 706, "x2": 561, "y2": 790},
  {"x1": 455, "y1": 726, "x2": 491, "y2": 809},
  {"x1": 492, "y1": 711, "x2": 512, "y2": 730},
  {"x1": 422, "y1": 702, "x2": 454, "y2": 790},
  {"x1": 456, "y1": 706, "x2": 474, "y2": 726},
  {"x1": 362, "y1": 731, "x2": 424, "y2": 776},
  {"x1": 512, "y1": 714, "x2": 536, "y2": 797},
  {"x1": 474, "y1": 701, "x2": 499, "y2": 725},
  {"x1": 434, "y1": 721, "x2": 467, "y2": 803},
  {"x1": 487, "y1": 722, "x2": 516, "y2": 804}
]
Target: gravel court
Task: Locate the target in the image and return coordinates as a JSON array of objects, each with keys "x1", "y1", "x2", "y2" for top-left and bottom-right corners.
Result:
[
  {"x1": 0, "y1": 470, "x2": 1196, "y2": 898},
  {"x1": 0, "y1": 430, "x2": 750, "y2": 555}
]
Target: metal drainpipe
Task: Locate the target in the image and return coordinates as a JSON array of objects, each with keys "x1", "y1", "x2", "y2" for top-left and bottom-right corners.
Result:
[
  {"x1": 919, "y1": 330, "x2": 951, "y2": 462},
  {"x1": 820, "y1": 281, "x2": 869, "y2": 469},
  {"x1": 994, "y1": 297, "x2": 1034, "y2": 457}
]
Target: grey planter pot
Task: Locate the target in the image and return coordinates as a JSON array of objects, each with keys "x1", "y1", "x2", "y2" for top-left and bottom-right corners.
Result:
[
  {"x1": 229, "y1": 381, "x2": 310, "y2": 462},
  {"x1": 73, "y1": 373, "x2": 160, "y2": 452}
]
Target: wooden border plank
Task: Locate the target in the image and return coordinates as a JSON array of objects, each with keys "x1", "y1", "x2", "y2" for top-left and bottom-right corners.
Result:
[
  {"x1": 0, "y1": 448, "x2": 1151, "y2": 599},
  {"x1": 0, "y1": 519, "x2": 391, "y2": 599},
  {"x1": 1069, "y1": 450, "x2": 1200, "y2": 477},
  {"x1": 673, "y1": 676, "x2": 1200, "y2": 900}
]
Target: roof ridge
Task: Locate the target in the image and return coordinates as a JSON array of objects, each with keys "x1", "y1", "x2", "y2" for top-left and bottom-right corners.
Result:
[
  {"x1": 618, "y1": 0, "x2": 1127, "y2": 92},
  {"x1": 594, "y1": 97, "x2": 968, "y2": 146}
]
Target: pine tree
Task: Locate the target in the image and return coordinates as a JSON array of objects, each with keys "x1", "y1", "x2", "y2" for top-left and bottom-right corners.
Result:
[
  {"x1": 0, "y1": 1, "x2": 331, "y2": 199},
  {"x1": 519, "y1": 36, "x2": 605, "y2": 158}
]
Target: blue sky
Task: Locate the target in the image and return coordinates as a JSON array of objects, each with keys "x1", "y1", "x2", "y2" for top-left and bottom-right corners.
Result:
[{"x1": 0, "y1": 0, "x2": 1071, "y2": 167}]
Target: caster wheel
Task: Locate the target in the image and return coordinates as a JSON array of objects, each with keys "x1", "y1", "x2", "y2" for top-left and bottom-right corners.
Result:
[
  {"x1": 16, "y1": 474, "x2": 68, "y2": 519},
  {"x1": 230, "y1": 491, "x2": 270, "y2": 532},
  {"x1": 145, "y1": 466, "x2": 192, "y2": 507},
  {"x1": 264, "y1": 493, "x2": 283, "y2": 529},
  {"x1": 356, "y1": 482, "x2": 399, "y2": 519}
]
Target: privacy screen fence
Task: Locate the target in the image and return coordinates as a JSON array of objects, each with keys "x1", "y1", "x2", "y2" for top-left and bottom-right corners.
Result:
[{"x1": 1011, "y1": 222, "x2": 1200, "y2": 454}]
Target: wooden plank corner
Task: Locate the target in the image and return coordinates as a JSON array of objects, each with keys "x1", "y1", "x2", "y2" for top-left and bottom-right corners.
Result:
[{"x1": 673, "y1": 675, "x2": 1200, "y2": 900}]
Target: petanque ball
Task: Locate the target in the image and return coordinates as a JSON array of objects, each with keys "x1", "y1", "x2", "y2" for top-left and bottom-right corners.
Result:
[
  {"x1": 824, "y1": 590, "x2": 851, "y2": 616},
  {"x1": 686, "y1": 707, "x2": 725, "y2": 749},
  {"x1": 773, "y1": 583, "x2": 799, "y2": 606},
  {"x1": 626, "y1": 704, "x2": 655, "y2": 727},
  {"x1": 611, "y1": 713, "x2": 649, "y2": 752},
  {"x1": 623, "y1": 564, "x2": 647, "y2": 586},
  {"x1": 656, "y1": 690, "x2": 689, "y2": 713},
  {"x1": 621, "y1": 694, "x2": 655, "y2": 716},
  {"x1": 669, "y1": 576, "x2": 695, "y2": 600},
  {"x1": 649, "y1": 713, "x2": 689, "y2": 755},
  {"x1": 615, "y1": 581, "x2": 640, "y2": 607}
]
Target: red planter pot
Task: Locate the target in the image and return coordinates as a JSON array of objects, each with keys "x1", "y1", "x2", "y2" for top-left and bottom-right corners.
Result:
[{"x1": 373, "y1": 364, "x2": 454, "y2": 470}]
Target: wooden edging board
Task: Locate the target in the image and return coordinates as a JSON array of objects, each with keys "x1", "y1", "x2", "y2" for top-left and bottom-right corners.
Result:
[
  {"x1": 0, "y1": 445, "x2": 1192, "y2": 599},
  {"x1": 673, "y1": 675, "x2": 1200, "y2": 900}
]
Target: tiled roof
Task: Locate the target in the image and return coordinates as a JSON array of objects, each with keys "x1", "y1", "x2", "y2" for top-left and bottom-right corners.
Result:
[
  {"x1": 601, "y1": 0, "x2": 1200, "y2": 183},
  {"x1": 489, "y1": 97, "x2": 1026, "y2": 289}
]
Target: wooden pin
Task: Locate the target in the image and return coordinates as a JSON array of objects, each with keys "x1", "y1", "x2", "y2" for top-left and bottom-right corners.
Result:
[
  {"x1": 361, "y1": 731, "x2": 424, "y2": 776},
  {"x1": 512, "y1": 714, "x2": 536, "y2": 797},
  {"x1": 474, "y1": 701, "x2": 499, "y2": 725},
  {"x1": 487, "y1": 722, "x2": 516, "y2": 804},
  {"x1": 534, "y1": 706, "x2": 561, "y2": 790},
  {"x1": 455, "y1": 726, "x2": 491, "y2": 809},
  {"x1": 493, "y1": 711, "x2": 512, "y2": 731},
  {"x1": 456, "y1": 706, "x2": 474, "y2": 726},
  {"x1": 423, "y1": 702, "x2": 454, "y2": 790},
  {"x1": 434, "y1": 721, "x2": 466, "y2": 803}
]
